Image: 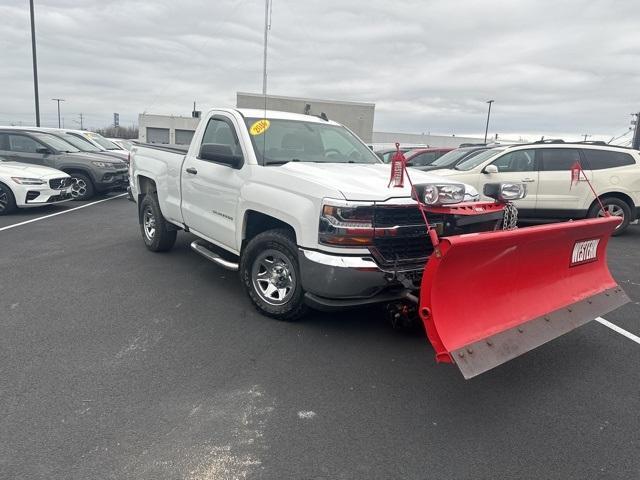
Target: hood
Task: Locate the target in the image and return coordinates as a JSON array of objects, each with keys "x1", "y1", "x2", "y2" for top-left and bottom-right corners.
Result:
[
  {"x1": 276, "y1": 163, "x2": 478, "y2": 201},
  {"x1": 0, "y1": 161, "x2": 69, "y2": 178},
  {"x1": 63, "y1": 152, "x2": 125, "y2": 164}
]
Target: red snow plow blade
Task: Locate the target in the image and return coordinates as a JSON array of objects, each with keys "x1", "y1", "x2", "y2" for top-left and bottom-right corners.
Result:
[{"x1": 419, "y1": 216, "x2": 629, "y2": 379}]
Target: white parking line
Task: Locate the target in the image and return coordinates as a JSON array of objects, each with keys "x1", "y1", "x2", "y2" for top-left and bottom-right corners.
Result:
[
  {"x1": 596, "y1": 317, "x2": 640, "y2": 345},
  {"x1": 0, "y1": 193, "x2": 127, "y2": 233}
]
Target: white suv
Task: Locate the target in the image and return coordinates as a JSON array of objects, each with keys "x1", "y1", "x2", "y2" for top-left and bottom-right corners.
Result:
[{"x1": 429, "y1": 141, "x2": 640, "y2": 234}]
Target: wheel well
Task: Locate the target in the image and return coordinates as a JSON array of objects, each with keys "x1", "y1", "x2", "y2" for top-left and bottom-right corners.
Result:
[
  {"x1": 62, "y1": 168, "x2": 94, "y2": 185},
  {"x1": 243, "y1": 210, "x2": 296, "y2": 248},
  {"x1": 589, "y1": 192, "x2": 635, "y2": 216},
  {"x1": 138, "y1": 176, "x2": 157, "y2": 195}
]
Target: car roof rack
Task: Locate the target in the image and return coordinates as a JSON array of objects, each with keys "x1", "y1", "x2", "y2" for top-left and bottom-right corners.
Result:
[
  {"x1": 575, "y1": 140, "x2": 608, "y2": 146},
  {"x1": 531, "y1": 139, "x2": 566, "y2": 144}
]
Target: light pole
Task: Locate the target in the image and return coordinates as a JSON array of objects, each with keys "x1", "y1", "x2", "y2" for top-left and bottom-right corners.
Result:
[
  {"x1": 52, "y1": 98, "x2": 65, "y2": 128},
  {"x1": 29, "y1": 0, "x2": 40, "y2": 126},
  {"x1": 484, "y1": 100, "x2": 494, "y2": 143}
]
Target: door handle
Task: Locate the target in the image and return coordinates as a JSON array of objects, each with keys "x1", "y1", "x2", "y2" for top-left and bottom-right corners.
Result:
[
  {"x1": 521, "y1": 178, "x2": 535, "y2": 182},
  {"x1": 186, "y1": 167, "x2": 198, "y2": 175}
]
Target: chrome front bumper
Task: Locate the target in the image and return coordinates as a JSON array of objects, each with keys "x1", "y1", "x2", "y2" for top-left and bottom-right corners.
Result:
[{"x1": 298, "y1": 248, "x2": 420, "y2": 309}]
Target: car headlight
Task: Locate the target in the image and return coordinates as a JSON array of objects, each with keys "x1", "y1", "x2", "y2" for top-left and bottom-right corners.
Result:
[
  {"x1": 319, "y1": 199, "x2": 375, "y2": 246},
  {"x1": 414, "y1": 183, "x2": 466, "y2": 205},
  {"x1": 11, "y1": 177, "x2": 46, "y2": 185},
  {"x1": 91, "y1": 161, "x2": 114, "y2": 168},
  {"x1": 483, "y1": 182, "x2": 527, "y2": 202}
]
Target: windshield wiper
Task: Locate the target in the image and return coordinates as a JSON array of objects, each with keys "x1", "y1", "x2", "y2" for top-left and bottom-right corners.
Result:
[{"x1": 264, "y1": 158, "x2": 304, "y2": 166}]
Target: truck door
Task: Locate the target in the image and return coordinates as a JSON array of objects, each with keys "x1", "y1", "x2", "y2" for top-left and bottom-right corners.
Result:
[
  {"x1": 535, "y1": 148, "x2": 593, "y2": 217},
  {"x1": 480, "y1": 148, "x2": 538, "y2": 214},
  {"x1": 180, "y1": 114, "x2": 245, "y2": 252}
]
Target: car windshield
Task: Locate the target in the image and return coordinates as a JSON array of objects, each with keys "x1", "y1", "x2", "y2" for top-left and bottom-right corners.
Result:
[
  {"x1": 454, "y1": 148, "x2": 504, "y2": 171},
  {"x1": 57, "y1": 132, "x2": 102, "y2": 152},
  {"x1": 85, "y1": 133, "x2": 122, "y2": 150},
  {"x1": 431, "y1": 148, "x2": 482, "y2": 167},
  {"x1": 245, "y1": 118, "x2": 382, "y2": 165},
  {"x1": 32, "y1": 132, "x2": 80, "y2": 153}
]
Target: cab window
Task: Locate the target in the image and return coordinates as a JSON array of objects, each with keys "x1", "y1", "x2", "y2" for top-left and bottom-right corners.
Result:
[
  {"x1": 201, "y1": 118, "x2": 242, "y2": 157},
  {"x1": 491, "y1": 149, "x2": 536, "y2": 172}
]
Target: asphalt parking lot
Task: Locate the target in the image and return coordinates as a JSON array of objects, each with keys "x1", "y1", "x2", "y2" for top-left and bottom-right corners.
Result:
[{"x1": 1, "y1": 194, "x2": 639, "y2": 480}]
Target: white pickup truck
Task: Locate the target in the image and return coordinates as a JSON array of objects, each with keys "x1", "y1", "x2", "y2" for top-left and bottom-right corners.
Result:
[{"x1": 130, "y1": 108, "x2": 502, "y2": 320}]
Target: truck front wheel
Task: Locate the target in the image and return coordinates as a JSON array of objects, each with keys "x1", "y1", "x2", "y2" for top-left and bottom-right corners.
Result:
[
  {"x1": 241, "y1": 229, "x2": 307, "y2": 321},
  {"x1": 139, "y1": 194, "x2": 177, "y2": 252}
]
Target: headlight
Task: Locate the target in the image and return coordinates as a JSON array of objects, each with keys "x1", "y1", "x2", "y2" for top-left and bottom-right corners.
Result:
[
  {"x1": 91, "y1": 161, "x2": 114, "y2": 168},
  {"x1": 319, "y1": 199, "x2": 374, "y2": 246},
  {"x1": 414, "y1": 183, "x2": 465, "y2": 205},
  {"x1": 483, "y1": 182, "x2": 527, "y2": 202},
  {"x1": 11, "y1": 177, "x2": 46, "y2": 185}
]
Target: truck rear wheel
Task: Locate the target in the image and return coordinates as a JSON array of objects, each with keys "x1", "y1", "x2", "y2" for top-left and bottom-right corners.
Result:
[
  {"x1": 140, "y1": 194, "x2": 177, "y2": 252},
  {"x1": 240, "y1": 229, "x2": 307, "y2": 321}
]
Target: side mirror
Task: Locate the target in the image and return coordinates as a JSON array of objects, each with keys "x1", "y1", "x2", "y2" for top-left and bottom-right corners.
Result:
[
  {"x1": 36, "y1": 147, "x2": 52, "y2": 155},
  {"x1": 199, "y1": 143, "x2": 243, "y2": 168},
  {"x1": 483, "y1": 164, "x2": 498, "y2": 174}
]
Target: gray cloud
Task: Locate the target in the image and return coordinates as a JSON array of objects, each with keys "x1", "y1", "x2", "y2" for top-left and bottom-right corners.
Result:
[{"x1": 1, "y1": 0, "x2": 639, "y2": 140}]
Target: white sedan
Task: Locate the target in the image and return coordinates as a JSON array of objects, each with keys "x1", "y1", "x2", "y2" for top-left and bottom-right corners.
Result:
[{"x1": 0, "y1": 159, "x2": 74, "y2": 215}]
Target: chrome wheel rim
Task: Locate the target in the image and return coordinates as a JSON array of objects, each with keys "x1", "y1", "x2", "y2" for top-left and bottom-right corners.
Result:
[
  {"x1": 251, "y1": 249, "x2": 296, "y2": 305},
  {"x1": 0, "y1": 190, "x2": 7, "y2": 212},
  {"x1": 598, "y1": 204, "x2": 625, "y2": 229},
  {"x1": 71, "y1": 178, "x2": 87, "y2": 198},
  {"x1": 143, "y1": 205, "x2": 156, "y2": 240}
]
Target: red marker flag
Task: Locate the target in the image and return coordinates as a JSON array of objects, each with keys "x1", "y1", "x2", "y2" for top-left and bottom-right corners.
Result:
[
  {"x1": 388, "y1": 143, "x2": 406, "y2": 188},
  {"x1": 570, "y1": 161, "x2": 581, "y2": 190}
]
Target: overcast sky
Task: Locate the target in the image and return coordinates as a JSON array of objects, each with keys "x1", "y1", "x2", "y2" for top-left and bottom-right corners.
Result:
[{"x1": 2, "y1": 0, "x2": 639, "y2": 141}]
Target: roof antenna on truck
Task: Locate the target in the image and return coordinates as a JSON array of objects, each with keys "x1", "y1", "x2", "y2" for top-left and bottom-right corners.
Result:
[{"x1": 261, "y1": 0, "x2": 272, "y2": 163}]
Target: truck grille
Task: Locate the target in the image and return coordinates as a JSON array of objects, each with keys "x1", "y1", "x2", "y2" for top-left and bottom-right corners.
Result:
[
  {"x1": 371, "y1": 205, "x2": 440, "y2": 266},
  {"x1": 49, "y1": 177, "x2": 72, "y2": 189},
  {"x1": 371, "y1": 236, "x2": 433, "y2": 266}
]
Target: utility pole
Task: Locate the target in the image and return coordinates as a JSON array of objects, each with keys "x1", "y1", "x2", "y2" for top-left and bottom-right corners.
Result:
[
  {"x1": 582, "y1": 134, "x2": 590, "y2": 141},
  {"x1": 262, "y1": 0, "x2": 271, "y2": 95},
  {"x1": 484, "y1": 100, "x2": 494, "y2": 143},
  {"x1": 79, "y1": 113, "x2": 84, "y2": 130},
  {"x1": 29, "y1": 0, "x2": 40, "y2": 126},
  {"x1": 52, "y1": 98, "x2": 65, "y2": 128},
  {"x1": 631, "y1": 113, "x2": 640, "y2": 150}
]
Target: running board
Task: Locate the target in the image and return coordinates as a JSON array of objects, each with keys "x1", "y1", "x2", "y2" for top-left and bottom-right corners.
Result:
[{"x1": 190, "y1": 240, "x2": 239, "y2": 271}]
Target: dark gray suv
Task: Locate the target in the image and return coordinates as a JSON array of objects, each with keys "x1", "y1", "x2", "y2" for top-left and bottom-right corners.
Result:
[{"x1": 0, "y1": 128, "x2": 128, "y2": 200}]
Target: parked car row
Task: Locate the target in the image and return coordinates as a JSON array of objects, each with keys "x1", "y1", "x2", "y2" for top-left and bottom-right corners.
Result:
[
  {"x1": 0, "y1": 126, "x2": 132, "y2": 214},
  {"x1": 408, "y1": 140, "x2": 640, "y2": 234}
]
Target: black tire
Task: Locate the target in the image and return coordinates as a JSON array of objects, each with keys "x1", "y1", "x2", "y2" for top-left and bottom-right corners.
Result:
[
  {"x1": 69, "y1": 172, "x2": 95, "y2": 201},
  {"x1": 240, "y1": 229, "x2": 307, "y2": 321},
  {"x1": 139, "y1": 194, "x2": 177, "y2": 252},
  {"x1": 0, "y1": 182, "x2": 17, "y2": 215},
  {"x1": 588, "y1": 197, "x2": 631, "y2": 236}
]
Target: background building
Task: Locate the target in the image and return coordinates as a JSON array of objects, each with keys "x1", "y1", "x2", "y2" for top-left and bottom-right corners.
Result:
[
  {"x1": 138, "y1": 113, "x2": 200, "y2": 144},
  {"x1": 236, "y1": 92, "x2": 375, "y2": 142}
]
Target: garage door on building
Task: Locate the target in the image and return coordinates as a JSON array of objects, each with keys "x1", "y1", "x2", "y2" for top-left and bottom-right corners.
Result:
[
  {"x1": 147, "y1": 127, "x2": 170, "y2": 144},
  {"x1": 175, "y1": 129, "x2": 195, "y2": 145}
]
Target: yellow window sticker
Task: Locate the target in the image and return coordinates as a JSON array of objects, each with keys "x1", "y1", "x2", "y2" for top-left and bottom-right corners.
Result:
[{"x1": 249, "y1": 119, "x2": 270, "y2": 136}]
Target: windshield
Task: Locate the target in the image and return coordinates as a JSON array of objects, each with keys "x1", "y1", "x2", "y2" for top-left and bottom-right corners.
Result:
[
  {"x1": 57, "y1": 132, "x2": 102, "y2": 152},
  {"x1": 85, "y1": 132, "x2": 122, "y2": 150},
  {"x1": 455, "y1": 148, "x2": 504, "y2": 171},
  {"x1": 431, "y1": 148, "x2": 482, "y2": 168},
  {"x1": 244, "y1": 118, "x2": 382, "y2": 165},
  {"x1": 33, "y1": 132, "x2": 80, "y2": 153}
]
